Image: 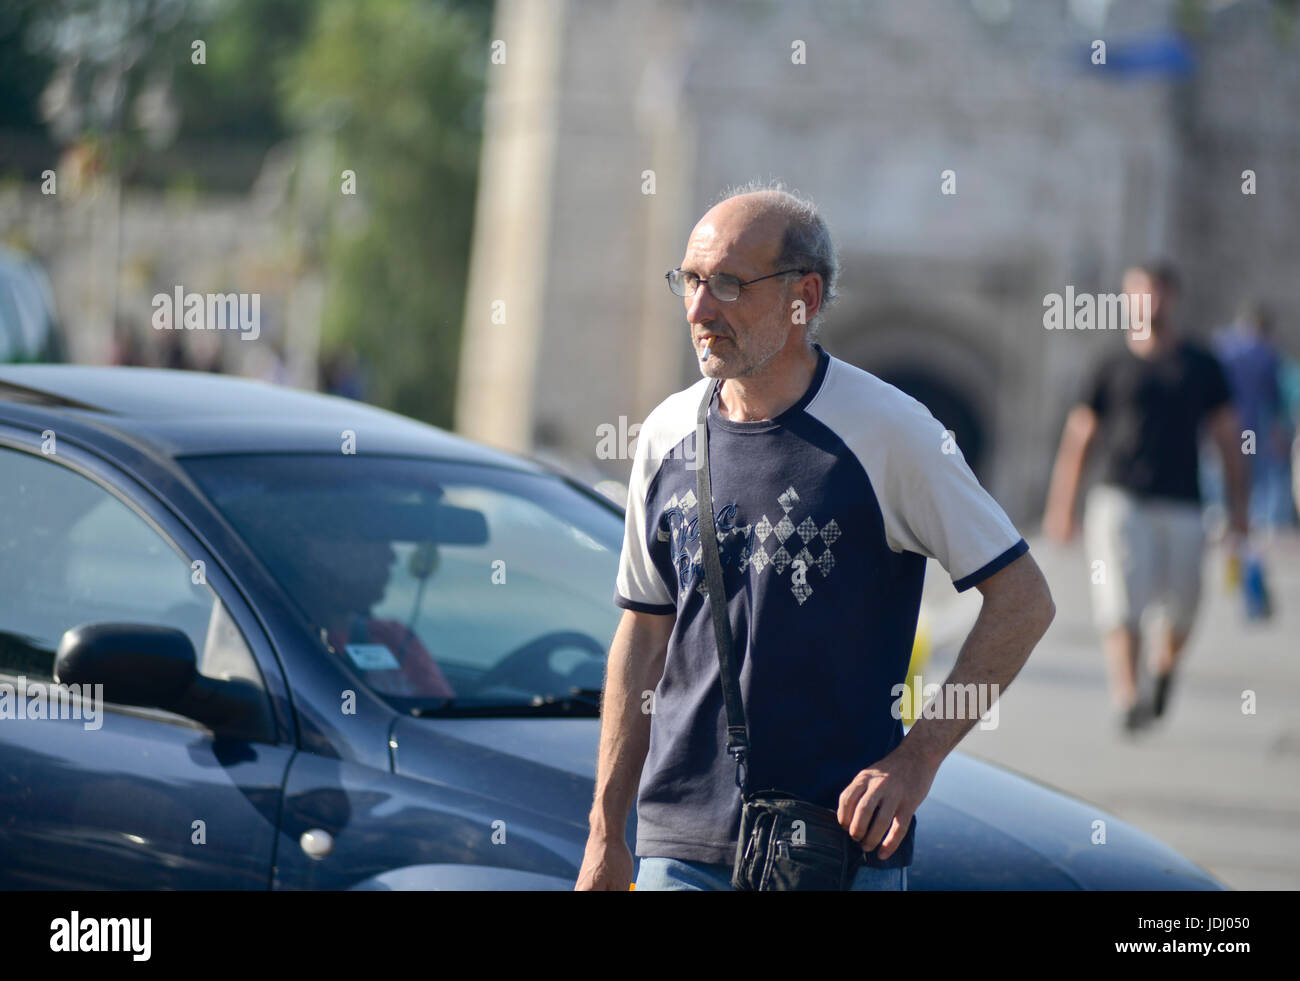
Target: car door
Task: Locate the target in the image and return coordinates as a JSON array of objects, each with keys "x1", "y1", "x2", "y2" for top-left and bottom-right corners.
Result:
[{"x1": 0, "y1": 440, "x2": 295, "y2": 888}]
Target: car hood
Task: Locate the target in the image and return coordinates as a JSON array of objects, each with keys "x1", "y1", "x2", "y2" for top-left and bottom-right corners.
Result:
[{"x1": 391, "y1": 716, "x2": 1222, "y2": 889}]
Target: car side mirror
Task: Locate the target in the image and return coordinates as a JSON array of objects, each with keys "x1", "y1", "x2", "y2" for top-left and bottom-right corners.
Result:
[
  {"x1": 55, "y1": 623, "x2": 269, "y2": 741},
  {"x1": 55, "y1": 623, "x2": 198, "y2": 709}
]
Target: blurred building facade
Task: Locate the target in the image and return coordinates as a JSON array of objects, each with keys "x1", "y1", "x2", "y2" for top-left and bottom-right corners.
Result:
[
  {"x1": 456, "y1": 0, "x2": 1300, "y2": 523},
  {"x1": 0, "y1": 144, "x2": 323, "y2": 385}
]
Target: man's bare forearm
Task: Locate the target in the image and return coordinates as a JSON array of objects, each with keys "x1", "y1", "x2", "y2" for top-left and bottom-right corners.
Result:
[
  {"x1": 900, "y1": 553, "x2": 1055, "y2": 768},
  {"x1": 588, "y1": 609, "x2": 673, "y2": 841},
  {"x1": 1221, "y1": 434, "x2": 1251, "y2": 535},
  {"x1": 1045, "y1": 436, "x2": 1085, "y2": 519},
  {"x1": 1044, "y1": 406, "x2": 1097, "y2": 526}
]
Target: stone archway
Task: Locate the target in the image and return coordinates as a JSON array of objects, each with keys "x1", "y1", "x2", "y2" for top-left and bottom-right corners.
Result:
[{"x1": 826, "y1": 317, "x2": 999, "y2": 483}]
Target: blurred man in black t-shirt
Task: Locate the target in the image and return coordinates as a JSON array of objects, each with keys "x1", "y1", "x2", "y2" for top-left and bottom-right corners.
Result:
[{"x1": 1043, "y1": 262, "x2": 1249, "y2": 733}]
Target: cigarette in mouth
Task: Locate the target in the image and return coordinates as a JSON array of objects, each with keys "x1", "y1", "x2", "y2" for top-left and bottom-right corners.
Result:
[{"x1": 701, "y1": 342, "x2": 711, "y2": 360}]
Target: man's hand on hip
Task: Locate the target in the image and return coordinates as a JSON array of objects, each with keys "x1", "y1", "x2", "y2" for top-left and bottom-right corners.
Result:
[{"x1": 837, "y1": 741, "x2": 939, "y2": 862}]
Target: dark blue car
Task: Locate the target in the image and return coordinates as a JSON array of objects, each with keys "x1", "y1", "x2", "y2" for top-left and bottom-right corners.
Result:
[{"x1": 0, "y1": 366, "x2": 1223, "y2": 889}]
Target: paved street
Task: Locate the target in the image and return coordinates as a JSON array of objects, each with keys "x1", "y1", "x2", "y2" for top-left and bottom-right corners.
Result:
[{"x1": 920, "y1": 532, "x2": 1300, "y2": 890}]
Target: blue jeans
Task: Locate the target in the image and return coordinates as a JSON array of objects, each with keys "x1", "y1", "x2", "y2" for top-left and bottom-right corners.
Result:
[{"x1": 635, "y1": 856, "x2": 907, "y2": 891}]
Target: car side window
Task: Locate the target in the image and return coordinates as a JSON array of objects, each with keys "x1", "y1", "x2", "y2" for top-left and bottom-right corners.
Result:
[{"x1": 0, "y1": 446, "x2": 266, "y2": 698}]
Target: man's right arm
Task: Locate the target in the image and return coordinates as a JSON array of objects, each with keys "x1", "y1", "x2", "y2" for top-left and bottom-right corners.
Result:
[
  {"x1": 1043, "y1": 404, "x2": 1098, "y2": 543},
  {"x1": 574, "y1": 607, "x2": 675, "y2": 890}
]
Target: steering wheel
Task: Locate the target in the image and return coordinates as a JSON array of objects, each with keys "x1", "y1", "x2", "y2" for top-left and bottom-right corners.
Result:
[{"x1": 472, "y1": 630, "x2": 606, "y2": 696}]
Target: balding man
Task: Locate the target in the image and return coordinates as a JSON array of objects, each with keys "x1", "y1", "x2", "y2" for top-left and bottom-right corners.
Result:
[{"x1": 575, "y1": 182, "x2": 1055, "y2": 891}]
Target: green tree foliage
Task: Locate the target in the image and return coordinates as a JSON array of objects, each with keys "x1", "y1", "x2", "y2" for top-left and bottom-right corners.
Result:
[
  {"x1": 170, "y1": 0, "x2": 315, "y2": 144},
  {"x1": 0, "y1": 0, "x2": 313, "y2": 184},
  {"x1": 284, "y1": 0, "x2": 490, "y2": 426}
]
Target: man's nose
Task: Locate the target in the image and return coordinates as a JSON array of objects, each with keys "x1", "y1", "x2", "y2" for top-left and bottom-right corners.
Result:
[{"x1": 685, "y1": 280, "x2": 721, "y2": 324}]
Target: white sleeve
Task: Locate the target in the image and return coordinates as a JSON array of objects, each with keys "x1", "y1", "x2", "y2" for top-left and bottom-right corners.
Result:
[
  {"x1": 613, "y1": 414, "x2": 676, "y2": 611},
  {"x1": 875, "y1": 394, "x2": 1026, "y2": 590}
]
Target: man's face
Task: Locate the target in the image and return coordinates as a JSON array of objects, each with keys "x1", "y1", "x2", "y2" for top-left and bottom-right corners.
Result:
[
  {"x1": 289, "y1": 538, "x2": 395, "y2": 620},
  {"x1": 678, "y1": 204, "x2": 800, "y2": 379},
  {"x1": 1122, "y1": 268, "x2": 1171, "y2": 349}
]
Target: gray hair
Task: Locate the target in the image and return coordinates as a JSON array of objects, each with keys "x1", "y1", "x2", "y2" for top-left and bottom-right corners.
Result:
[{"x1": 712, "y1": 179, "x2": 840, "y2": 343}]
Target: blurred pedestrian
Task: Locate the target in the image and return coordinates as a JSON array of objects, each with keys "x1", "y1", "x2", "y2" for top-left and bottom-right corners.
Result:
[
  {"x1": 1043, "y1": 262, "x2": 1250, "y2": 733},
  {"x1": 107, "y1": 319, "x2": 145, "y2": 366},
  {"x1": 1283, "y1": 355, "x2": 1300, "y2": 521},
  {"x1": 1212, "y1": 302, "x2": 1292, "y2": 529},
  {"x1": 321, "y1": 348, "x2": 366, "y2": 401},
  {"x1": 156, "y1": 329, "x2": 189, "y2": 370}
]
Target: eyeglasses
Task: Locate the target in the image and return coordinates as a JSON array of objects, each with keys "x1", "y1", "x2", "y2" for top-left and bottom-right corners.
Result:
[{"x1": 665, "y1": 267, "x2": 810, "y2": 302}]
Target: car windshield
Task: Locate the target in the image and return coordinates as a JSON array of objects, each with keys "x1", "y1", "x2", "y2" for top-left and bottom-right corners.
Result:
[{"x1": 181, "y1": 454, "x2": 624, "y2": 715}]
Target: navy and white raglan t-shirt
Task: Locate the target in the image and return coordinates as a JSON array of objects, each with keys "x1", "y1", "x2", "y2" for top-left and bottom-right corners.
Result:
[{"x1": 613, "y1": 343, "x2": 1028, "y2": 868}]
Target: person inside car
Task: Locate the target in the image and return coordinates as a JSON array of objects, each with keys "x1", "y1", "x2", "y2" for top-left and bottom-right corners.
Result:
[{"x1": 286, "y1": 537, "x2": 455, "y2": 699}]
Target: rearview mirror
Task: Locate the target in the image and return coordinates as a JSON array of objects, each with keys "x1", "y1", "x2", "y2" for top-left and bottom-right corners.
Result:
[{"x1": 431, "y1": 502, "x2": 488, "y2": 545}]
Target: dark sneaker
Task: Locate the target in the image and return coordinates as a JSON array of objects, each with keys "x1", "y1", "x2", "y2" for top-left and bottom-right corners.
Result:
[
  {"x1": 1152, "y1": 673, "x2": 1173, "y2": 718},
  {"x1": 1120, "y1": 701, "x2": 1151, "y2": 735}
]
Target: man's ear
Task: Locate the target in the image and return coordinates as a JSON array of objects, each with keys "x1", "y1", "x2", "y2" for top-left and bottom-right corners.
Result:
[{"x1": 798, "y1": 273, "x2": 823, "y2": 326}]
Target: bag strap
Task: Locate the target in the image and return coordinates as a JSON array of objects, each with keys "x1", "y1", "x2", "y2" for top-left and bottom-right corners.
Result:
[{"x1": 695, "y1": 379, "x2": 750, "y2": 794}]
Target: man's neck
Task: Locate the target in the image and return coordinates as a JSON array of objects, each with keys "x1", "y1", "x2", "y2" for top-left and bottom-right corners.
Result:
[
  {"x1": 1130, "y1": 321, "x2": 1177, "y2": 359},
  {"x1": 716, "y1": 343, "x2": 820, "y2": 422}
]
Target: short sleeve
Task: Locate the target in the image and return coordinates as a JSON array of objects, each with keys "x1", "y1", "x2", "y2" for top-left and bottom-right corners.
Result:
[
  {"x1": 1199, "y1": 348, "x2": 1233, "y2": 418},
  {"x1": 613, "y1": 416, "x2": 676, "y2": 613},
  {"x1": 1081, "y1": 357, "x2": 1109, "y2": 418},
  {"x1": 876, "y1": 398, "x2": 1028, "y2": 592}
]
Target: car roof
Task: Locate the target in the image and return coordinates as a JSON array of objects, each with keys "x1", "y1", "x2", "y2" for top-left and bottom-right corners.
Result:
[{"x1": 0, "y1": 364, "x2": 542, "y2": 471}]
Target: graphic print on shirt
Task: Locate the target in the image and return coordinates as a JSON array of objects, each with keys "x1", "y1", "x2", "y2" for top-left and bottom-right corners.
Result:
[{"x1": 657, "y1": 483, "x2": 841, "y2": 605}]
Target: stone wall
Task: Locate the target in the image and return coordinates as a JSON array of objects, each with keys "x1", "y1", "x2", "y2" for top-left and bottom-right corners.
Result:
[{"x1": 460, "y1": 0, "x2": 1300, "y2": 524}]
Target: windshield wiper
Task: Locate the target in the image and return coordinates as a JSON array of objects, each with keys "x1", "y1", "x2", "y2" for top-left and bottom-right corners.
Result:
[{"x1": 412, "y1": 688, "x2": 602, "y2": 719}]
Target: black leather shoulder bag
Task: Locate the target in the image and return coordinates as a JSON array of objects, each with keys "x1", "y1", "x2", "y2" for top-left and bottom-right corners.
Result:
[{"x1": 694, "y1": 379, "x2": 865, "y2": 890}]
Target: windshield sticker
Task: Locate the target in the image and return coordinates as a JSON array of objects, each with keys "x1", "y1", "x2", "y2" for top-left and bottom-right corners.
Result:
[{"x1": 345, "y1": 643, "x2": 401, "y2": 671}]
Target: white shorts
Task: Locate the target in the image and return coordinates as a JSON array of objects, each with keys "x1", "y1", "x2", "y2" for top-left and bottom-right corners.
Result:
[{"x1": 1083, "y1": 484, "x2": 1206, "y2": 634}]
